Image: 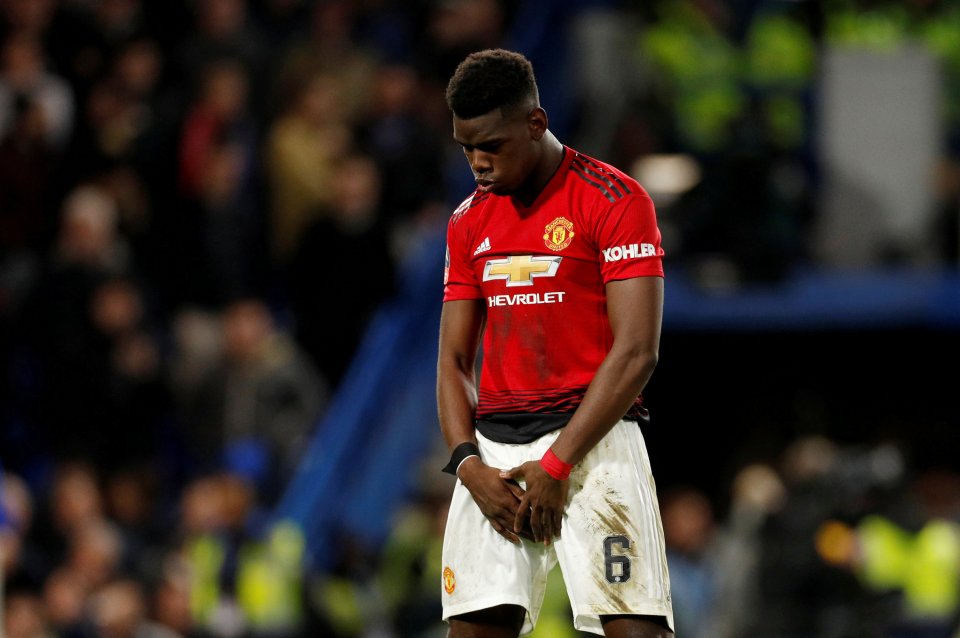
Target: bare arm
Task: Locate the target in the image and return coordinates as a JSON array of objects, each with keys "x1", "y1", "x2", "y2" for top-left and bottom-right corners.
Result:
[
  {"x1": 551, "y1": 275, "x2": 663, "y2": 463},
  {"x1": 437, "y1": 298, "x2": 485, "y2": 451},
  {"x1": 437, "y1": 298, "x2": 526, "y2": 543},
  {"x1": 502, "y1": 276, "x2": 664, "y2": 542}
]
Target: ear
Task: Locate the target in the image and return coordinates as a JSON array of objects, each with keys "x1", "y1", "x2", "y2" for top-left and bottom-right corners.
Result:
[{"x1": 527, "y1": 106, "x2": 548, "y2": 141}]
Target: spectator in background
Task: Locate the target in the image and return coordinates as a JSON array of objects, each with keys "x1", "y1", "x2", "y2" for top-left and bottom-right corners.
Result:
[
  {"x1": 86, "y1": 275, "x2": 173, "y2": 474},
  {"x1": 178, "y1": 472, "x2": 306, "y2": 638},
  {"x1": 88, "y1": 578, "x2": 182, "y2": 638},
  {"x1": 95, "y1": 166, "x2": 159, "y2": 293},
  {"x1": 176, "y1": 0, "x2": 267, "y2": 116},
  {"x1": 272, "y1": 0, "x2": 377, "y2": 126},
  {"x1": 103, "y1": 467, "x2": 166, "y2": 578},
  {"x1": 42, "y1": 567, "x2": 88, "y2": 638},
  {"x1": 0, "y1": 92, "x2": 58, "y2": 465},
  {"x1": 168, "y1": 308, "x2": 223, "y2": 407},
  {"x1": 661, "y1": 487, "x2": 717, "y2": 638},
  {"x1": 42, "y1": 181, "x2": 132, "y2": 283},
  {"x1": 0, "y1": 31, "x2": 74, "y2": 150},
  {"x1": 1, "y1": 470, "x2": 46, "y2": 593},
  {"x1": 181, "y1": 138, "x2": 264, "y2": 306},
  {"x1": 64, "y1": 517, "x2": 126, "y2": 591},
  {"x1": 0, "y1": 93, "x2": 57, "y2": 268},
  {"x1": 2, "y1": 591, "x2": 53, "y2": 638},
  {"x1": 151, "y1": 554, "x2": 196, "y2": 638},
  {"x1": 356, "y1": 63, "x2": 447, "y2": 241},
  {"x1": 0, "y1": 0, "x2": 57, "y2": 39},
  {"x1": 264, "y1": 71, "x2": 351, "y2": 266},
  {"x1": 178, "y1": 299, "x2": 327, "y2": 495},
  {"x1": 34, "y1": 462, "x2": 105, "y2": 570},
  {"x1": 163, "y1": 58, "x2": 263, "y2": 307},
  {"x1": 287, "y1": 154, "x2": 395, "y2": 389},
  {"x1": 709, "y1": 463, "x2": 788, "y2": 638},
  {"x1": 176, "y1": 58, "x2": 256, "y2": 201},
  {"x1": 23, "y1": 185, "x2": 148, "y2": 463}
]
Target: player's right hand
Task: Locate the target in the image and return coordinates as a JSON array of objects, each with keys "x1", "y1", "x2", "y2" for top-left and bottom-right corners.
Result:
[{"x1": 457, "y1": 457, "x2": 527, "y2": 544}]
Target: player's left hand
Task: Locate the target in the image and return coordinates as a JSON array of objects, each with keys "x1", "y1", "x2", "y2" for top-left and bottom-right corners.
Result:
[{"x1": 500, "y1": 461, "x2": 568, "y2": 544}]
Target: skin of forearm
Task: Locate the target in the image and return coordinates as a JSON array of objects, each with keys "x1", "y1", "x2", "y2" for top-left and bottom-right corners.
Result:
[
  {"x1": 549, "y1": 344, "x2": 658, "y2": 466},
  {"x1": 436, "y1": 299, "x2": 485, "y2": 450},
  {"x1": 437, "y1": 356, "x2": 480, "y2": 449}
]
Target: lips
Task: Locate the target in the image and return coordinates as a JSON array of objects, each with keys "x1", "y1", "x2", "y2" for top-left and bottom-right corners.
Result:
[{"x1": 476, "y1": 178, "x2": 494, "y2": 193}]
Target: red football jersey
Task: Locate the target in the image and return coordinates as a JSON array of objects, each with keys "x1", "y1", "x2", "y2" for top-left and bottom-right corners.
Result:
[{"x1": 443, "y1": 147, "x2": 664, "y2": 442}]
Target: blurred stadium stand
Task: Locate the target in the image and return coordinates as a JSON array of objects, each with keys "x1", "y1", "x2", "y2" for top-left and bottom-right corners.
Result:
[{"x1": 2, "y1": 1, "x2": 960, "y2": 636}]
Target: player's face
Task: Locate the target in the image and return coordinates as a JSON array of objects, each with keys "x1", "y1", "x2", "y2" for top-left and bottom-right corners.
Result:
[{"x1": 452, "y1": 106, "x2": 544, "y2": 196}]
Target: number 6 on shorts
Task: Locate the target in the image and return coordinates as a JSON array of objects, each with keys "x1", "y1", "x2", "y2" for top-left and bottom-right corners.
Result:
[{"x1": 603, "y1": 535, "x2": 631, "y2": 583}]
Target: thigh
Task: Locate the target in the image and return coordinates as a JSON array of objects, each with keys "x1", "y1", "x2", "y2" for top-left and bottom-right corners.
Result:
[
  {"x1": 601, "y1": 614, "x2": 674, "y2": 638},
  {"x1": 448, "y1": 605, "x2": 526, "y2": 638},
  {"x1": 555, "y1": 421, "x2": 675, "y2": 635}
]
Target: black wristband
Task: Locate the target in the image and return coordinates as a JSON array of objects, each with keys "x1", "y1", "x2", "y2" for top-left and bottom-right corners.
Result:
[{"x1": 441, "y1": 442, "x2": 481, "y2": 475}]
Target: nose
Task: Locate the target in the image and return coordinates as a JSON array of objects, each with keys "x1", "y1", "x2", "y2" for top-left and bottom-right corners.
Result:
[{"x1": 468, "y1": 150, "x2": 492, "y2": 176}]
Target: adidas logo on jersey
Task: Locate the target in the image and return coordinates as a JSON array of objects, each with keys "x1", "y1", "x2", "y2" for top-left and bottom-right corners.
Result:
[{"x1": 473, "y1": 237, "x2": 491, "y2": 255}]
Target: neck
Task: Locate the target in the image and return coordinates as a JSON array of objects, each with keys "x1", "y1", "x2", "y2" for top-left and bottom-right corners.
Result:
[{"x1": 515, "y1": 131, "x2": 564, "y2": 207}]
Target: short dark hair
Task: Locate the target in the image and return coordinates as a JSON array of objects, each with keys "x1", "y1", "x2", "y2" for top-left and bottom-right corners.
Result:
[{"x1": 445, "y1": 49, "x2": 538, "y2": 119}]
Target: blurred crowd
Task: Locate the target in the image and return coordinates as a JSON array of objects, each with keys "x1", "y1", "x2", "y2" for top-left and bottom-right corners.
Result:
[
  {"x1": 1, "y1": 0, "x2": 959, "y2": 637},
  {"x1": 7, "y1": 432, "x2": 960, "y2": 638},
  {"x1": 661, "y1": 436, "x2": 960, "y2": 638}
]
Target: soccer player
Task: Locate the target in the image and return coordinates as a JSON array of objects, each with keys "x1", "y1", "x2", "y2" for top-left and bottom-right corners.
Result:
[{"x1": 436, "y1": 49, "x2": 674, "y2": 638}]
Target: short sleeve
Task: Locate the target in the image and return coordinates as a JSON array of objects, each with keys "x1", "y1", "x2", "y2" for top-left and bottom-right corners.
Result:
[
  {"x1": 595, "y1": 192, "x2": 664, "y2": 282},
  {"x1": 443, "y1": 215, "x2": 482, "y2": 301}
]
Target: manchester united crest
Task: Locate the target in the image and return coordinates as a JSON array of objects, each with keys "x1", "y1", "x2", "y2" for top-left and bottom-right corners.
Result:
[
  {"x1": 543, "y1": 217, "x2": 574, "y2": 251},
  {"x1": 443, "y1": 566, "x2": 456, "y2": 594}
]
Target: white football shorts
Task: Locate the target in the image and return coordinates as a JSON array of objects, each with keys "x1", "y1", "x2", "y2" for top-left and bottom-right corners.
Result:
[{"x1": 440, "y1": 419, "x2": 674, "y2": 635}]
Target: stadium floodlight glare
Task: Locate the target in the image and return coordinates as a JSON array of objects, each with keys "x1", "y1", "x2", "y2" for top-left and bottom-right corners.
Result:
[{"x1": 630, "y1": 153, "x2": 702, "y2": 207}]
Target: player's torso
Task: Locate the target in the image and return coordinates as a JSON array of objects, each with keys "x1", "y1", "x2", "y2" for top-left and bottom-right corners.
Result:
[
  {"x1": 463, "y1": 174, "x2": 613, "y2": 398},
  {"x1": 445, "y1": 149, "x2": 660, "y2": 428}
]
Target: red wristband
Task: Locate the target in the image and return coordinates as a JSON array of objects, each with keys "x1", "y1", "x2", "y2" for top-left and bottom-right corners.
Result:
[{"x1": 540, "y1": 448, "x2": 574, "y2": 480}]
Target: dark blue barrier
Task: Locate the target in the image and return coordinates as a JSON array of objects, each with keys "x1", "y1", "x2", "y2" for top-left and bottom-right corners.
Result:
[{"x1": 663, "y1": 267, "x2": 960, "y2": 331}]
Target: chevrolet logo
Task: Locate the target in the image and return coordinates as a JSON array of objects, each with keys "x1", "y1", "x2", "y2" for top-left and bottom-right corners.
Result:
[{"x1": 482, "y1": 255, "x2": 562, "y2": 287}]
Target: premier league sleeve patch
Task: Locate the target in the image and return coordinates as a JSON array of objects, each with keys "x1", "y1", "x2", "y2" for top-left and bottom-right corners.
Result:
[{"x1": 444, "y1": 245, "x2": 450, "y2": 285}]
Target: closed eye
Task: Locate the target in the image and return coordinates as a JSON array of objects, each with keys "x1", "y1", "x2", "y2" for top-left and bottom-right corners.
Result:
[{"x1": 460, "y1": 141, "x2": 503, "y2": 154}]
